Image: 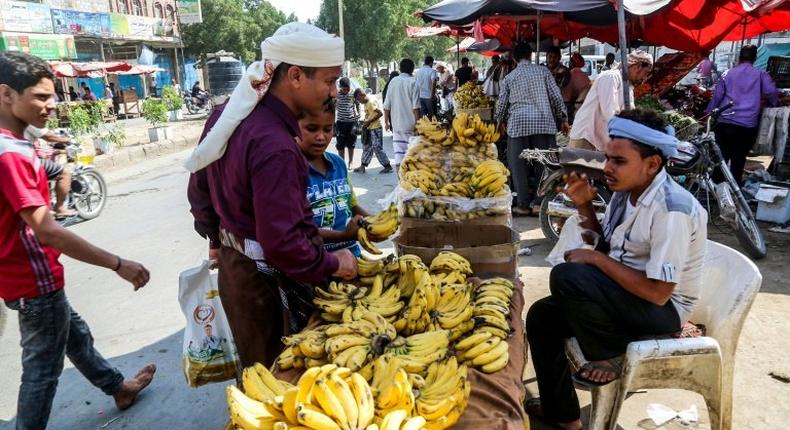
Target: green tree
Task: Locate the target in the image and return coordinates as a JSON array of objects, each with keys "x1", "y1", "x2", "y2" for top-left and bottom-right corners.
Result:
[
  {"x1": 181, "y1": 0, "x2": 290, "y2": 64},
  {"x1": 316, "y1": 0, "x2": 454, "y2": 70}
]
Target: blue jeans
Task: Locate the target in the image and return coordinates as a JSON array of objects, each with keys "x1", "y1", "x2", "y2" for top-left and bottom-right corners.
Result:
[{"x1": 5, "y1": 290, "x2": 124, "y2": 430}]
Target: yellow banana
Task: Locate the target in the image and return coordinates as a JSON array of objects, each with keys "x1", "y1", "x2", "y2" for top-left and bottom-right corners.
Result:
[
  {"x1": 242, "y1": 367, "x2": 276, "y2": 402},
  {"x1": 328, "y1": 371, "x2": 358, "y2": 430},
  {"x1": 481, "y1": 351, "x2": 509, "y2": 373},
  {"x1": 255, "y1": 363, "x2": 287, "y2": 396},
  {"x1": 296, "y1": 403, "x2": 342, "y2": 430},
  {"x1": 358, "y1": 229, "x2": 382, "y2": 255},
  {"x1": 471, "y1": 337, "x2": 509, "y2": 366},
  {"x1": 349, "y1": 372, "x2": 375, "y2": 429},
  {"x1": 379, "y1": 409, "x2": 408, "y2": 430},
  {"x1": 282, "y1": 387, "x2": 299, "y2": 423}
]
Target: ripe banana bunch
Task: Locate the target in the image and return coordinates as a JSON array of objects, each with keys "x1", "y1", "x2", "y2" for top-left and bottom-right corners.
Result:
[
  {"x1": 314, "y1": 282, "x2": 372, "y2": 322},
  {"x1": 454, "y1": 82, "x2": 492, "y2": 109},
  {"x1": 455, "y1": 329, "x2": 510, "y2": 373},
  {"x1": 370, "y1": 356, "x2": 416, "y2": 420},
  {"x1": 249, "y1": 364, "x2": 378, "y2": 430},
  {"x1": 357, "y1": 255, "x2": 391, "y2": 278},
  {"x1": 282, "y1": 326, "x2": 330, "y2": 367},
  {"x1": 427, "y1": 284, "x2": 475, "y2": 340},
  {"x1": 414, "y1": 357, "x2": 471, "y2": 429},
  {"x1": 394, "y1": 269, "x2": 438, "y2": 336},
  {"x1": 472, "y1": 277, "x2": 515, "y2": 340},
  {"x1": 324, "y1": 312, "x2": 398, "y2": 372},
  {"x1": 276, "y1": 347, "x2": 305, "y2": 370},
  {"x1": 415, "y1": 117, "x2": 452, "y2": 146},
  {"x1": 470, "y1": 160, "x2": 510, "y2": 198},
  {"x1": 241, "y1": 362, "x2": 292, "y2": 402},
  {"x1": 394, "y1": 254, "x2": 428, "y2": 299},
  {"x1": 385, "y1": 330, "x2": 451, "y2": 374},
  {"x1": 402, "y1": 200, "x2": 505, "y2": 221},
  {"x1": 358, "y1": 205, "x2": 399, "y2": 255},
  {"x1": 400, "y1": 170, "x2": 440, "y2": 195},
  {"x1": 451, "y1": 112, "x2": 499, "y2": 147},
  {"x1": 429, "y1": 251, "x2": 472, "y2": 276},
  {"x1": 227, "y1": 385, "x2": 279, "y2": 430}
]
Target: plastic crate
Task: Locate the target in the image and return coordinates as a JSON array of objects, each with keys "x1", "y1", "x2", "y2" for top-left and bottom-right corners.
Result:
[{"x1": 767, "y1": 56, "x2": 790, "y2": 89}]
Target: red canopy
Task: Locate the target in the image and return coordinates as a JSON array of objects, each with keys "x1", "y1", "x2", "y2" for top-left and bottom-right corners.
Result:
[
  {"x1": 49, "y1": 61, "x2": 133, "y2": 78},
  {"x1": 420, "y1": 0, "x2": 790, "y2": 53}
]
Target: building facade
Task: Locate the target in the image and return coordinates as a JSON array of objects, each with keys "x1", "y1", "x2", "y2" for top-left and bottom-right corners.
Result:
[{"x1": 0, "y1": 0, "x2": 190, "y2": 98}]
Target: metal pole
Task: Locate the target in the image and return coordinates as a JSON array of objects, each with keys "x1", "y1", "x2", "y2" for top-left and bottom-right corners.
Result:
[
  {"x1": 456, "y1": 36, "x2": 460, "y2": 69},
  {"x1": 535, "y1": 11, "x2": 540, "y2": 63},
  {"x1": 616, "y1": 0, "x2": 631, "y2": 109},
  {"x1": 338, "y1": 0, "x2": 345, "y2": 39}
]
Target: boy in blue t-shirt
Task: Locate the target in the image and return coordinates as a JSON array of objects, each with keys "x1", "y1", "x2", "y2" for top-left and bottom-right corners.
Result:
[{"x1": 298, "y1": 101, "x2": 371, "y2": 256}]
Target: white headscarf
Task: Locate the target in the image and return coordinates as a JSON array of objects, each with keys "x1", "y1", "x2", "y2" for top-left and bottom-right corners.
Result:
[
  {"x1": 627, "y1": 50, "x2": 653, "y2": 67},
  {"x1": 184, "y1": 22, "x2": 344, "y2": 172}
]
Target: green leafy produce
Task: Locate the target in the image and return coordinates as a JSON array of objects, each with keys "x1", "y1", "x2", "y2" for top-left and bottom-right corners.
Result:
[{"x1": 635, "y1": 95, "x2": 663, "y2": 112}]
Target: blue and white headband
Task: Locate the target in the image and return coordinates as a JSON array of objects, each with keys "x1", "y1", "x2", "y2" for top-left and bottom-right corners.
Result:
[{"x1": 608, "y1": 116, "x2": 678, "y2": 158}]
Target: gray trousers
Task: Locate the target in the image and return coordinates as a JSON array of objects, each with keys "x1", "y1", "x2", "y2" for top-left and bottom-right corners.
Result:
[{"x1": 507, "y1": 134, "x2": 556, "y2": 209}]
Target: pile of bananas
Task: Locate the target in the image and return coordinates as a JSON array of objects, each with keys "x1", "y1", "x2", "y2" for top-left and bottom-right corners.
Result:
[
  {"x1": 451, "y1": 112, "x2": 500, "y2": 148},
  {"x1": 470, "y1": 160, "x2": 510, "y2": 199},
  {"x1": 415, "y1": 357, "x2": 471, "y2": 429},
  {"x1": 314, "y1": 278, "x2": 403, "y2": 323},
  {"x1": 429, "y1": 251, "x2": 472, "y2": 276},
  {"x1": 398, "y1": 116, "x2": 509, "y2": 221},
  {"x1": 358, "y1": 205, "x2": 400, "y2": 255},
  {"x1": 454, "y1": 82, "x2": 493, "y2": 109},
  {"x1": 453, "y1": 277, "x2": 515, "y2": 374},
  {"x1": 393, "y1": 264, "x2": 437, "y2": 335},
  {"x1": 231, "y1": 363, "x2": 379, "y2": 430}
]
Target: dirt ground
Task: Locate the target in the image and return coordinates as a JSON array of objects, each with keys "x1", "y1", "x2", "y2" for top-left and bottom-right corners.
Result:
[{"x1": 512, "y1": 216, "x2": 790, "y2": 430}]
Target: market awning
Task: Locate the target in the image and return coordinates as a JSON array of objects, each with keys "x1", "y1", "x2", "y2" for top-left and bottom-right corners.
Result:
[
  {"x1": 418, "y1": 0, "x2": 790, "y2": 53},
  {"x1": 112, "y1": 65, "x2": 165, "y2": 75},
  {"x1": 406, "y1": 25, "x2": 456, "y2": 38},
  {"x1": 418, "y1": 0, "x2": 673, "y2": 25},
  {"x1": 49, "y1": 61, "x2": 133, "y2": 78}
]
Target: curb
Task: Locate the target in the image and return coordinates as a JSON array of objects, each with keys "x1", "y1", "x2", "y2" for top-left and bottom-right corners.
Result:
[{"x1": 93, "y1": 132, "x2": 199, "y2": 171}]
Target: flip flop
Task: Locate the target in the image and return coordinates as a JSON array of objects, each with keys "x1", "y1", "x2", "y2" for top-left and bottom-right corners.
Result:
[
  {"x1": 54, "y1": 211, "x2": 77, "y2": 220},
  {"x1": 571, "y1": 357, "x2": 623, "y2": 388},
  {"x1": 524, "y1": 398, "x2": 579, "y2": 430}
]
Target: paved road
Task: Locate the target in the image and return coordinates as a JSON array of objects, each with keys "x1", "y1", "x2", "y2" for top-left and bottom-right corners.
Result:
[{"x1": 0, "y1": 140, "x2": 400, "y2": 430}]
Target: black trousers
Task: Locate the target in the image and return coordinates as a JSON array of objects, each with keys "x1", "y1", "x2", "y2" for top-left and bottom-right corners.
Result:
[
  {"x1": 507, "y1": 134, "x2": 556, "y2": 209},
  {"x1": 713, "y1": 122, "x2": 758, "y2": 186},
  {"x1": 526, "y1": 263, "x2": 681, "y2": 422}
]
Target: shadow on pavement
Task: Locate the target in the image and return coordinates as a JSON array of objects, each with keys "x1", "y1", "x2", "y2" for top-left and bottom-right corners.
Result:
[{"x1": 1, "y1": 330, "x2": 228, "y2": 430}]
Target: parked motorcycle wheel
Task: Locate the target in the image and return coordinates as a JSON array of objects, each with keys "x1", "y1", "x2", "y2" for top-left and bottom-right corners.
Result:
[
  {"x1": 732, "y1": 193, "x2": 767, "y2": 260},
  {"x1": 73, "y1": 169, "x2": 107, "y2": 220},
  {"x1": 186, "y1": 102, "x2": 201, "y2": 115},
  {"x1": 539, "y1": 186, "x2": 612, "y2": 242}
]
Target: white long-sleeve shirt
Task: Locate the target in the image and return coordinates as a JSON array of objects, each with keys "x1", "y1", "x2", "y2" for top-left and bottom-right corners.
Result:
[{"x1": 569, "y1": 69, "x2": 632, "y2": 151}]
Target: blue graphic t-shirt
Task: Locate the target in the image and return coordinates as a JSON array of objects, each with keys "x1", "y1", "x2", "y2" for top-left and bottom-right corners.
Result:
[{"x1": 306, "y1": 153, "x2": 361, "y2": 256}]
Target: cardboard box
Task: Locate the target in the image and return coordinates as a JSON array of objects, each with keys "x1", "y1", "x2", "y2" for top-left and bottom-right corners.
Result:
[
  {"x1": 755, "y1": 183, "x2": 790, "y2": 224},
  {"x1": 399, "y1": 213, "x2": 512, "y2": 232},
  {"x1": 395, "y1": 224, "x2": 520, "y2": 278}
]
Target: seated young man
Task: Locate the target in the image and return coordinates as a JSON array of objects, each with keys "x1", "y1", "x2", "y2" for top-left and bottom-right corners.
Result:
[
  {"x1": 525, "y1": 108, "x2": 708, "y2": 430},
  {"x1": 297, "y1": 101, "x2": 372, "y2": 257}
]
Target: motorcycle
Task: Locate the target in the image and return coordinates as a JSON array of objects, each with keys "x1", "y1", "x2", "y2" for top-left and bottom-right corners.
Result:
[
  {"x1": 183, "y1": 90, "x2": 215, "y2": 114},
  {"x1": 522, "y1": 102, "x2": 766, "y2": 259},
  {"x1": 50, "y1": 139, "x2": 107, "y2": 224}
]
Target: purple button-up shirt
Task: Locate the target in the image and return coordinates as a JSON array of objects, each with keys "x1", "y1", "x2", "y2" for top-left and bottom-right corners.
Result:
[
  {"x1": 706, "y1": 62, "x2": 779, "y2": 128},
  {"x1": 187, "y1": 94, "x2": 339, "y2": 284}
]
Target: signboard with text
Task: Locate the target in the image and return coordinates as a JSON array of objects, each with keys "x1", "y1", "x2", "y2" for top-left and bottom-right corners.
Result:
[
  {"x1": 0, "y1": 32, "x2": 77, "y2": 59},
  {"x1": 176, "y1": 0, "x2": 202, "y2": 24},
  {"x1": 110, "y1": 13, "x2": 176, "y2": 40},
  {"x1": 0, "y1": 1, "x2": 53, "y2": 33},
  {"x1": 51, "y1": 8, "x2": 110, "y2": 37}
]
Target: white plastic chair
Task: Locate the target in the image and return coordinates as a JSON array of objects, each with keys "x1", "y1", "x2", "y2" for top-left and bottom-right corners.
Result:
[{"x1": 564, "y1": 240, "x2": 762, "y2": 430}]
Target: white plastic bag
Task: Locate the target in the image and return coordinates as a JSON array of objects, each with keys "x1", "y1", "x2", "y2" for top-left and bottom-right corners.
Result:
[
  {"x1": 545, "y1": 215, "x2": 587, "y2": 266},
  {"x1": 178, "y1": 261, "x2": 239, "y2": 387}
]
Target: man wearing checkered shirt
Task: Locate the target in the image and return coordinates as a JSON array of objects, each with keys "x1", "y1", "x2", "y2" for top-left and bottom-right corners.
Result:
[{"x1": 496, "y1": 42, "x2": 569, "y2": 216}]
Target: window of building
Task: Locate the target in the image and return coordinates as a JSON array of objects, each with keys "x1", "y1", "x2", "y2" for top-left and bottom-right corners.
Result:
[
  {"x1": 153, "y1": 3, "x2": 164, "y2": 18},
  {"x1": 132, "y1": 0, "x2": 144, "y2": 16},
  {"x1": 118, "y1": 0, "x2": 129, "y2": 14},
  {"x1": 166, "y1": 5, "x2": 176, "y2": 22}
]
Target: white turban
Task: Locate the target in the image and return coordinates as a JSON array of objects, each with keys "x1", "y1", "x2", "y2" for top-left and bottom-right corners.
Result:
[
  {"x1": 184, "y1": 22, "x2": 344, "y2": 172},
  {"x1": 627, "y1": 50, "x2": 653, "y2": 66}
]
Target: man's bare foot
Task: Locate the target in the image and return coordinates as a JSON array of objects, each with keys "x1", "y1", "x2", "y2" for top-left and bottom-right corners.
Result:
[{"x1": 114, "y1": 364, "x2": 156, "y2": 410}]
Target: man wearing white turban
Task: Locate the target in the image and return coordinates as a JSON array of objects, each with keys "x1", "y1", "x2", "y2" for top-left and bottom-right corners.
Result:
[
  {"x1": 569, "y1": 50, "x2": 653, "y2": 151},
  {"x1": 187, "y1": 22, "x2": 358, "y2": 367}
]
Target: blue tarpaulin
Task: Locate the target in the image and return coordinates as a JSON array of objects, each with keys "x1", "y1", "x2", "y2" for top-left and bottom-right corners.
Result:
[{"x1": 756, "y1": 43, "x2": 790, "y2": 70}]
